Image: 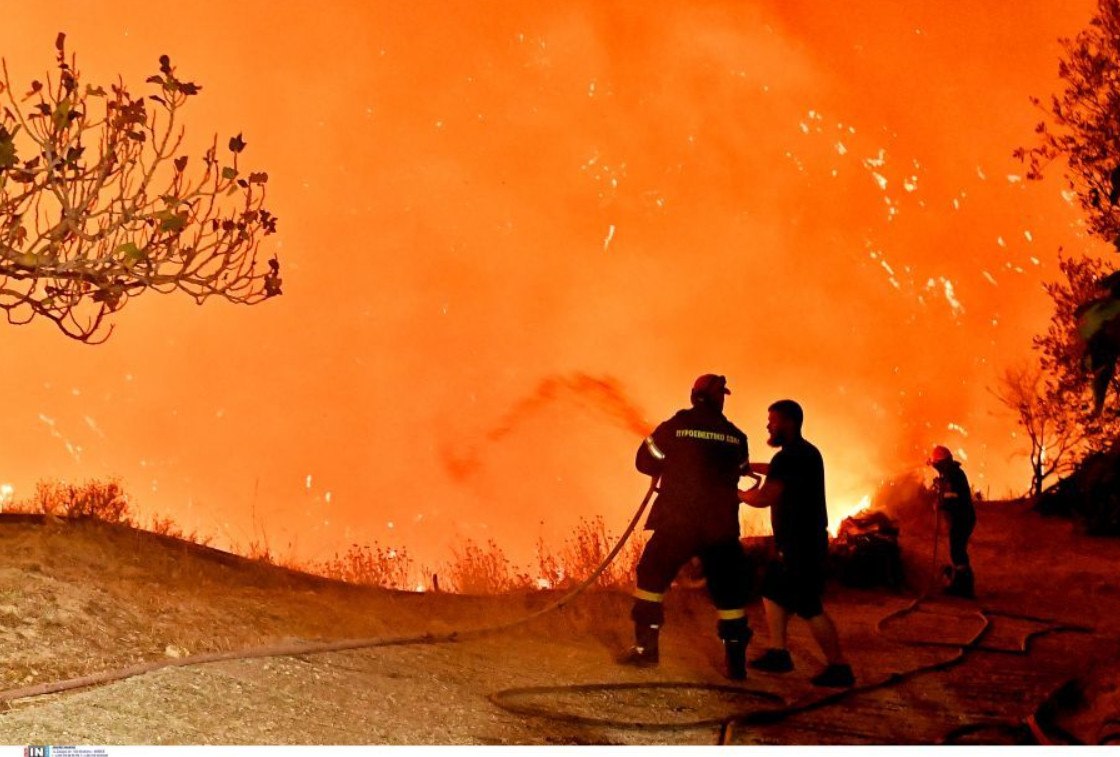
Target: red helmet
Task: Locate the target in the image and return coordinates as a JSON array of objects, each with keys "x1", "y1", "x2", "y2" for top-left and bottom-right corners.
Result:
[
  {"x1": 927, "y1": 445, "x2": 953, "y2": 466},
  {"x1": 691, "y1": 374, "x2": 730, "y2": 404}
]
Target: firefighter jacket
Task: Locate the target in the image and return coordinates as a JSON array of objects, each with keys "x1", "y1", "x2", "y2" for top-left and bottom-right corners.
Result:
[
  {"x1": 635, "y1": 405, "x2": 749, "y2": 541},
  {"x1": 935, "y1": 461, "x2": 974, "y2": 518}
]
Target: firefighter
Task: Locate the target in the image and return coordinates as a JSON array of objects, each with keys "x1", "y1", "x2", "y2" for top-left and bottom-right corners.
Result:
[
  {"x1": 739, "y1": 400, "x2": 854, "y2": 688},
  {"x1": 621, "y1": 373, "x2": 756, "y2": 680},
  {"x1": 927, "y1": 445, "x2": 976, "y2": 599}
]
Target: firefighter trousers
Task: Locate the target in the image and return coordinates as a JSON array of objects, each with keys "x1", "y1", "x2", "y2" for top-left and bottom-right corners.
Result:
[
  {"x1": 946, "y1": 509, "x2": 975, "y2": 569},
  {"x1": 631, "y1": 529, "x2": 751, "y2": 642}
]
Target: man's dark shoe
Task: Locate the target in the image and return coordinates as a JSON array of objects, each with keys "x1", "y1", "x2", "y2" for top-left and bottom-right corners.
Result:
[
  {"x1": 618, "y1": 645, "x2": 659, "y2": 667},
  {"x1": 944, "y1": 566, "x2": 975, "y2": 599},
  {"x1": 810, "y1": 663, "x2": 855, "y2": 688},
  {"x1": 750, "y1": 647, "x2": 794, "y2": 673},
  {"x1": 944, "y1": 583, "x2": 975, "y2": 599},
  {"x1": 723, "y1": 640, "x2": 748, "y2": 681}
]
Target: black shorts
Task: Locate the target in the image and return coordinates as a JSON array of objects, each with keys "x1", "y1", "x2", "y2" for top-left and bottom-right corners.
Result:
[{"x1": 761, "y1": 556, "x2": 825, "y2": 619}]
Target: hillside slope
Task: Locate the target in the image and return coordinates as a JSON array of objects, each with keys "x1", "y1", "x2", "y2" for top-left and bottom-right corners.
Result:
[{"x1": 0, "y1": 502, "x2": 1117, "y2": 745}]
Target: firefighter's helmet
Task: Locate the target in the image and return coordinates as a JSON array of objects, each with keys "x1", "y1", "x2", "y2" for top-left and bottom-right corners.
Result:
[
  {"x1": 691, "y1": 374, "x2": 730, "y2": 404},
  {"x1": 927, "y1": 445, "x2": 953, "y2": 466}
]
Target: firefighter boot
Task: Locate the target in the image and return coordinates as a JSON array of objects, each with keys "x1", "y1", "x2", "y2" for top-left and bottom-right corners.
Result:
[
  {"x1": 945, "y1": 565, "x2": 974, "y2": 599},
  {"x1": 723, "y1": 640, "x2": 748, "y2": 681},
  {"x1": 618, "y1": 624, "x2": 660, "y2": 667},
  {"x1": 718, "y1": 620, "x2": 752, "y2": 680}
]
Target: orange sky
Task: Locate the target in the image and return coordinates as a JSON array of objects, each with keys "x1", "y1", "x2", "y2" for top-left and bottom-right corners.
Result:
[{"x1": 0, "y1": 1, "x2": 1105, "y2": 567}]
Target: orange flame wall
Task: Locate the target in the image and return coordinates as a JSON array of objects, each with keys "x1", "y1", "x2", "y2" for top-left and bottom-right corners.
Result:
[{"x1": 0, "y1": 0, "x2": 1101, "y2": 565}]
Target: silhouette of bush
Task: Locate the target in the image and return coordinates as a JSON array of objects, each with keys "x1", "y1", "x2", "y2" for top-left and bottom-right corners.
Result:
[{"x1": 20, "y1": 478, "x2": 134, "y2": 524}]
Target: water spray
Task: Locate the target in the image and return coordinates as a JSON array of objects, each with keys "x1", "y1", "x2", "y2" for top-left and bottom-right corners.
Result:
[{"x1": 442, "y1": 372, "x2": 652, "y2": 482}]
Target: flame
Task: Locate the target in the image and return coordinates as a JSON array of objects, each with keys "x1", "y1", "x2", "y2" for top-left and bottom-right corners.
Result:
[{"x1": 829, "y1": 494, "x2": 872, "y2": 536}]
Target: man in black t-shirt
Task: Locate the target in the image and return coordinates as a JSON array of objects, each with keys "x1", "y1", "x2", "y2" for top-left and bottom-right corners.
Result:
[
  {"x1": 739, "y1": 399, "x2": 854, "y2": 688},
  {"x1": 621, "y1": 374, "x2": 756, "y2": 680}
]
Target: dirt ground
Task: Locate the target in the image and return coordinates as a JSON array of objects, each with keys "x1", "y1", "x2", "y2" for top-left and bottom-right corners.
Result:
[{"x1": 0, "y1": 501, "x2": 1117, "y2": 745}]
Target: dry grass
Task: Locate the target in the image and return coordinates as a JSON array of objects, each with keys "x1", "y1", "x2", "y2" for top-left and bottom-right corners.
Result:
[
  {"x1": 444, "y1": 538, "x2": 531, "y2": 594},
  {"x1": 10, "y1": 479, "x2": 135, "y2": 524},
  {"x1": 437, "y1": 517, "x2": 646, "y2": 594},
  {"x1": 536, "y1": 515, "x2": 646, "y2": 591},
  {"x1": 8, "y1": 478, "x2": 213, "y2": 549},
  {"x1": 147, "y1": 513, "x2": 213, "y2": 547},
  {"x1": 315, "y1": 543, "x2": 417, "y2": 590},
  {"x1": 0, "y1": 513, "x2": 560, "y2": 693},
  {"x1": 4, "y1": 478, "x2": 647, "y2": 596}
]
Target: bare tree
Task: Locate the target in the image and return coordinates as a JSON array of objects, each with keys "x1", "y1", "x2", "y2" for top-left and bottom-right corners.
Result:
[
  {"x1": 0, "y1": 34, "x2": 281, "y2": 344},
  {"x1": 991, "y1": 363, "x2": 1087, "y2": 496}
]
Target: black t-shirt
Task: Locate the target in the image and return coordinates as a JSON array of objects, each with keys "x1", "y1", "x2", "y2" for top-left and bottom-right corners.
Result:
[{"x1": 767, "y1": 437, "x2": 828, "y2": 561}]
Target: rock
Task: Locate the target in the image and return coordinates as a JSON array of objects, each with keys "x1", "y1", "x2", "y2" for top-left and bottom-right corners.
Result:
[{"x1": 164, "y1": 644, "x2": 188, "y2": 659}]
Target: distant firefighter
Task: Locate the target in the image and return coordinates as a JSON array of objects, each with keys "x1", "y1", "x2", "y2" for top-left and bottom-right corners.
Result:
[
  {"x1": 927, "y1": 445, "x2": 976, "y2": 599},
  {"x1": 739, "y1": 400, "x2": 854, "y2": 688},
  {"x1": 621, "y1": 374, "x2": 756, "y2": 680}
]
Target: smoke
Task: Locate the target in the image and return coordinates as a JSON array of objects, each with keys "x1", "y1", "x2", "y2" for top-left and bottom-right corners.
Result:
[
  {"x1": 0, "y1": 0, "x2": 1098, "y2": 568},
  {"x1": 442, "y1": 373, "x2": 651, "y2": 483},
  {"x1": 869, "y1": 473, "x2": 934, "y2": 523}
]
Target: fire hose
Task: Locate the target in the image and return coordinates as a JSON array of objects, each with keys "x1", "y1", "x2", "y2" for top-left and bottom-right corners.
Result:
[
  {"x1": 0, "y1": 481, "x2": 661, "y2": 708},
  {"x1": 0, "y1": 481, "x2": 1099, "y2": 745},
  {"x1": 489, "y1": 488, "x2": 1094, "y2": 744},
  {"x1": 870, "y1": 504, "x2": 1093, "y2": 745}
]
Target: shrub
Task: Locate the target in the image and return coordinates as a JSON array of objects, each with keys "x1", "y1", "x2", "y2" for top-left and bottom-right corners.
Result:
[
  {"x1": 20, "y1": 478, "x2": 134, "y2": 525},
  {"x1": 315, "y1": 543, "x2": 415, "y2": 589},
  {"x1": 149, "y1": 513, "x2": 213, "y2": 547},
  {"x1": 445, "y1": 538, "x2": 532, "y2": 594},
  {"x1": 537, "y1": 516, "x2": 645, "y2": 590}
]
